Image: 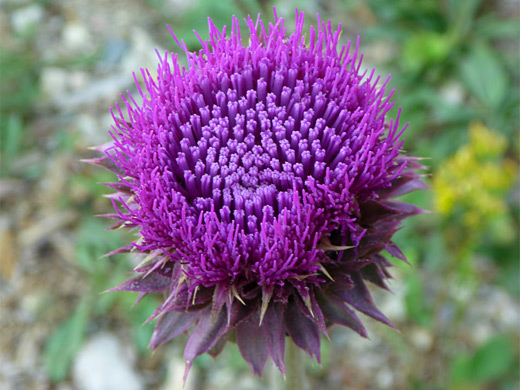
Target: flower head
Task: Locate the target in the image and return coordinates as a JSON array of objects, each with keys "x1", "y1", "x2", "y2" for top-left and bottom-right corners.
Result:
[{"x1": 91, "y1": 10, "x2": 425, "y2": 378}]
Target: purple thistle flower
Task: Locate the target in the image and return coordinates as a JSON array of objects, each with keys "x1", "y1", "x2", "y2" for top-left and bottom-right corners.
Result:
[{"x1": 89, "y1": 9, "x2": 426, "y2": 378}]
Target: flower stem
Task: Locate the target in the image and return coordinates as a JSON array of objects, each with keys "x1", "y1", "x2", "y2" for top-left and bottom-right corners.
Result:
[{"x1": 285, "y1": 338, "x2": 307, "y2": 390}]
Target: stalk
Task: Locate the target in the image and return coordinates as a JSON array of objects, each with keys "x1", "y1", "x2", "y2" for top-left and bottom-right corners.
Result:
[{"x1": 284, "y1": 338, "x2": 307, "y2": 390}]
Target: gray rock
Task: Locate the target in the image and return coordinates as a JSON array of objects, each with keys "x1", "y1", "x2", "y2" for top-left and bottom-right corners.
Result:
[
  {"x1": 61, "y1": 21, "x2": 93, "y2": 54},
  {"x1": 73, "y1": 332, "x2": 144, "y2": 390},
  {"x1": 161, "y1": 350, "x2": 197, "y2": 390},
  {"x1": 11, "y1": 4, "x2": 44, "y2": 34},
  {"x1": 40, "y1": 67, "x2": 69, "y2": 102}
]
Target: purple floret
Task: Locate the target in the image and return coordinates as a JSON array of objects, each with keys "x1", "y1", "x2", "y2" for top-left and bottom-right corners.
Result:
[{"x1": 90, "y1": 9, "x2": 426, "y2": 378}]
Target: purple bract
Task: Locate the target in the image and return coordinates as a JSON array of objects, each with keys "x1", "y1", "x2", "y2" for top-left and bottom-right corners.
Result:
[{"x1": 89, "y1": 9, "x2": 426, "y2": 378}]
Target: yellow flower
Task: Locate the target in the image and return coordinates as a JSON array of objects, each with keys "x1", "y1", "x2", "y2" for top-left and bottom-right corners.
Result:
[{"x1": 432, "y1": 123, "x2": 516, "y2": 234}]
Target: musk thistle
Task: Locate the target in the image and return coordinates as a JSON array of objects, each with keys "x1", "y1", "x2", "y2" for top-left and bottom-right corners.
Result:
[{"x1": 89, "y1": 9, "x2": 426, "y2": 378}]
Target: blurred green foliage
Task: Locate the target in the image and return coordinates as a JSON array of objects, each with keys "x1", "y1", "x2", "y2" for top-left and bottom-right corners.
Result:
[
  {"x1": 0, "y1": 46, "x2": 39, "y2": 173},
  {"x1": 44, "y1": 298, "x2": 90, "y2": 381},
  {"x1": 359, "y1": 0, "x2": 519, "y2": 160},
  {"x1": 4, "y1": 0, "x2": 518, "y2": 388},
  {"x1": 44, "y1": 218, "x2": 158, "y2": 381},
  {"x1": 451, "y1": 334, "x2": 517, "y2": 388}
]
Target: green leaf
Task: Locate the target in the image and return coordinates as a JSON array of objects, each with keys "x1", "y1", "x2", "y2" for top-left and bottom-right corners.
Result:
[
  {"x1": 432, "y1": 100, "x2": 479, "y2": 124},
  {"x1": 0, "y1": 47, "x2": 39, "y2": 117},
  {"x1": 402, "y1": 32, "x2": 452, "y2": 72},
  {"x1": 447, "y1": 0, "x2": 481, "y2": 21},
  {"x1": 459, "y1": 45, "x2": 508, "y2": 109},
  {"x1": 450, "y1": 353, "x2": 473, "y2": 384},
  {"x1": 116, "y1": 291, "x2": 159, "y2": 354},
  {"x1": 43, "y1": 298, "x2": 91, "y2": 381},
  {"x1": 127, "y1": 296, "x2": 158, "y2": 354},
  {"x1": 469, "y1": 334, "x2": 515, "y2": 382},
  {"x1": 404, "y1": 274, "x2": 433, "y2": 326},
  {"x1": 75, "y1": 218, "x2": 124, "y2": 274},
  {"x1": 170, "y1": 0, "x2": 263, "y2": 50},
  {"x1": 447, "y1": 0, "x2": 481, "y2": 39},
  {"x1": 2, "y1": 115, "x2": 24, "y2": 157},
  {"x1": 362, "y1": 24, "x2": 410, "y2": 42},
  {"x1": 476, "y1": 15, "x2": 520, "y2": 39},
  {"x1": 418, "y1": 125, "x2": 468, "y2": 167}
]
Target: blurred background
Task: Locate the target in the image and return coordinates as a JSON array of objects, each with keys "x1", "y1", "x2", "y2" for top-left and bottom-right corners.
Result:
[{"x1": 0, "y1": 0, "x2": 518, "y2": 389}]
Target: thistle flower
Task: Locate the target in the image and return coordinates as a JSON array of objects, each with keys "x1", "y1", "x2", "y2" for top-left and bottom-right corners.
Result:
[{"x1": 89, "y1": 10, "x2": 425, "y2": 378}]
